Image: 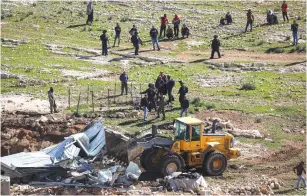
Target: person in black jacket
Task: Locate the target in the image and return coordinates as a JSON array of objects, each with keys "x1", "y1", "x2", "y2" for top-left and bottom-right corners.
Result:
[
  {"x1": 140, "y1": 95, "x2": 149, "y2": 121},
  {"x1": 100, "y1": 30, "x2": 109, "y2": 56},
  {"x1": 140, "y1": 84, "x2": 157, "y2": 112},
  {"x1": 150, "y1": 26, "x2": 160, "y2": 51},
  {"x1": 131, "y1": 32, "x2": 142, "y2": 55},
  {"x1": 291, "y1": 20, "x2": 299, "y2": 45},
  {"x1": 129, "y1": 25, "x2": 137, "y2": 36},
  {"x1": 178, "y1": 81, "x2": 188, "y2": 104},
  {"x1": 181, "y1": 24, "x2": 190, "y2": 38},
  {"x1": 157, "y1": 94, "x2": 166, "y2": 120},
  {"x1": 210, "y1": 35, "x2": 221, "y2": 59},
  {"x1": 225, "y1": 12, "x2": 232, "y2": 25},
  {"x1": 166, "y1": 75, "x2": 175, "y2": 103},
  {"x1": 113, "y1": 23, "x2": 121, "y2": 47},
  {"x1": 180, "y1": 96, "x2": 189, "y2": 117}
]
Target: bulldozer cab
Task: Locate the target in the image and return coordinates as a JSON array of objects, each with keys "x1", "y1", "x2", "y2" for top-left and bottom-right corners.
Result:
[{"x1": 174, "y1": 117, "x2": 203, "y2": 152}]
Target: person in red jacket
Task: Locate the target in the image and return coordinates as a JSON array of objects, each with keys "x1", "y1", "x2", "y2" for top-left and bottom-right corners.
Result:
[
  {"x1": 160, "y1": 14, "x2": 168, "y2": 38},
  {"x1": 281, "y1": 1, "x2": 289, "y2": 22}
]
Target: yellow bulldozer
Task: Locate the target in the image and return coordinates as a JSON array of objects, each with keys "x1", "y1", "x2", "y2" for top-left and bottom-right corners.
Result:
[{"x1": 138, "y1": 117, "x2": 241, "y2": 176}]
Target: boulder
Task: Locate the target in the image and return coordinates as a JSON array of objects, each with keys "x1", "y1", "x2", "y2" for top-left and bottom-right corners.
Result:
[
  {"x1": 228, "y1": 129, "x2": 263, "y2": 139},
  {"x1": 116, "y1": 112, "x2": 125, "y2": 118}
]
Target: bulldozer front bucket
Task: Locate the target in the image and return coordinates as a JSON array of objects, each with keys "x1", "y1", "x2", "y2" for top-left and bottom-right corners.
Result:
[
  {"x1": 104, "y1": 129, "x2": 143, "y2": 164},
  {"x1": 104, "y1": 126, "x2": 174, "y2": 164}
]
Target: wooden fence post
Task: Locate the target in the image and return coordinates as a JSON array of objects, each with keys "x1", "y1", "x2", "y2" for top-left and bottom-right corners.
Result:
[
  {"x1": 107, "y1": 89, "x2": 110, "y2": 109},
  {"x1": 140, "y1": 83, "x2": 142, "y2": 98},
  {"x1": 130, "y1": 82, "x2": 133, "y2": 103},
  {"x1": 92, "y1": 91, "x2": 94, "y2": 112},
  {"x1": 114, "y1": 82, "x2": 116, "y2": 103},
  {"x1": 68, "y1": 87, "x2": 71, "y2": 108},
  {"x1": 87, "y1": 84, "x2": 89, "y2": 104},
  {"x1": 76, "y1": 92, "x2": 81, "y2": 114}
]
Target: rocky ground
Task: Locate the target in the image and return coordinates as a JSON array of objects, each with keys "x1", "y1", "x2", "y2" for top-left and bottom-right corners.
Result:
[{"x1": 1, "y1": 0, "x2": 306, "y2": 195}]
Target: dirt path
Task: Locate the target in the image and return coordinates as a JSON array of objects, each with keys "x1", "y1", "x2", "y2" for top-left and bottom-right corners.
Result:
[{"x1": 175, "y1": 50, "x2": 306, "y2": 64}]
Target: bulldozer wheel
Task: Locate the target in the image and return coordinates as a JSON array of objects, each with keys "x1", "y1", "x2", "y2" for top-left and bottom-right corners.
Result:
[
  {"x1": 160, "y1": 155, "x2": 182, "y2": 176},
  {"x1": 203, "y1": 151, "x2": 227, "y2": 176},
  {"x1": 140, "y1": 149, "x2": 151, "y2": 170},
  {"x1": 144, "y1": 149, "x2": 159, "y2": 172}
]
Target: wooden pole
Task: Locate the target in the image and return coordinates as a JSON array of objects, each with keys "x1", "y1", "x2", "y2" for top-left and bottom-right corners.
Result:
[
  {"x1": 130, "y1": 82, "x2": 133, "y2": 103},
  {"x1": 76, "y1": 92, "x2": 81, "y2": 114},
  {"x1": 114, "y1": 82, "x2": 116, "y2": 103},
  {"x1": 92, "y1": 91, "x2": 94, "y2": 112},
  {"x1": 140, "y1": 83, "x2": 142, "y2": 98},
  {"x1": 87, "y1": 84, "x2": 89, "y2": 104},
  {"x1": 107, "y1": 89, "x2": 110, "y2": 109},
  {"x1": 68, "y1": 87, "x2": 71, "y2": 108}
]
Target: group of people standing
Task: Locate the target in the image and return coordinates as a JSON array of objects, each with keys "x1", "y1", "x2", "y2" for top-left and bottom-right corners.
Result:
[{"x1": 137, "y1": 72, "x2": 190, "y2": 121}]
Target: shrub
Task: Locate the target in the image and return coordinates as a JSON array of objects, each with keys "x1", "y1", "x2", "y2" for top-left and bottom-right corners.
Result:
[
  {"x1": 240, "y1": 83, "x2": 256, "y2": 90},
  {"x1": 191, "y1": 97, "x2": 202, "y2": 107},
  {"x1": 204, "y1": 102, "x2": 216, "y2": 110},
  {"x1": 120, "y1": 17, "x2": 129, "y2": 22}
]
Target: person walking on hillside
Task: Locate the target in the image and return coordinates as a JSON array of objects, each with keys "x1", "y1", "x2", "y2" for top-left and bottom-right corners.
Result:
[
  {"x1": 178, "y1": 81, "x2": 188, "y2": 105},
  {"x1": 281, "y1": 1, "x2": 289, "y2": 22},
  {"x1": 119, "y1": 71, "x2": 128, "y2": 95},
  {"x1": 293, "y1": 161, "x2": 306, "y2": 190},
  {"x1": 210, "y1": 35, "x2": 221, "y2": 59},
  {"x1": 86, "y1": 0, "x2": 94, "y2": 26},
  {"x1": 113, "y1": 23, "x2": 121, "y2": 47},
  {"x1": 141, "y1": 84, "x2": 157, "y2": 112},
  {"x1": 291, "y1": 20, "x2": 299, "y2": 45},
  {"x1": 129, "y1": 25, "x2": 138, "y2": 36},
  {"x1": 173, "y1": 14, "x2": 180, "y2": 38},
  {"x1": 48, "y1": 87, "x2": 57, "y2": 113},
  {"x1": 160, "y1": 14, "x2": 169, "y2": 38},
  {"x1": 131, "y1": 32, "x2": 142, "y2": 55},
  {"x1": 140, "y1": 94, "x2": 149, "y2": 121},
  {"x1": 180, "y1": 96, "x2": 189, "y2": 117},
  {"x1": 150, "y1": 26, "x2": 160, "y2": 51},
  {"x1": 166, "y1": 75, "x2": 175, "y2": 103},
  {"x1": 244, "y1": 9, "x2": 254, "y2": 33},
  {"x1": 100, "y1": 30, "x2": 109, "y2": 56},
  {"x1": 157, "y1": 95, "x2": 166, "y2": 120}
]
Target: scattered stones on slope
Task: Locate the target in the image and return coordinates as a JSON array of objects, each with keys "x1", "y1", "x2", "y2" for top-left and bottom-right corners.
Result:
[
  {"x1": 1, "y1": 38, "x2": 29, "y2": 48},
  {"x1": 207, "y1": 61, "x2": 271, "y2": 73},
  {"x1": 195, "y1": 73, "x2": 244, "y2": 88}
]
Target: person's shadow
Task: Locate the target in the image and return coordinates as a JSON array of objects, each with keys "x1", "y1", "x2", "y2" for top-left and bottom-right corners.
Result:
[{"x1": 67, "y1": 24, "x2": 87, "y2": 28}]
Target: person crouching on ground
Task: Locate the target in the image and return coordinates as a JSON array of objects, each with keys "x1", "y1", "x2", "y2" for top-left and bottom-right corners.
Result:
[{"x1": 181, "y1": 24, "x2": 190, "y2": 38}]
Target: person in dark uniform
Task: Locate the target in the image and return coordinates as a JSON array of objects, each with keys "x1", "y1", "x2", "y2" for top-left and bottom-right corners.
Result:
[
  {"x1": 86, "y1": 1, "x2": 94, "y2": 25},
  {"x1": 119, "y1": 71, "x2": 128, "y2": 95},
  {"x1": 225, "y1": 12, "x2": 232, "y2": 25},
  {"x1": 178, "y1": 81, "x2": 188, "y2": 105},
  {"x1": 100, "y1": 30, "x2": 109, "y2": 56},
  {"x1": 210, "y1": 35, "x2": 221, "y2": 59},
  {"x1": 131, "y1": 32, "x2": 142, "y2": 55},
  {"x1": 166, "y1": 75, "x2": 175, "y2": 103},
  {"x1": 113, "y1": 23, "x2": 121, "y2": 47},
  {"x1": 141, "y1": 84, "x2": 157, "y2": 112}
]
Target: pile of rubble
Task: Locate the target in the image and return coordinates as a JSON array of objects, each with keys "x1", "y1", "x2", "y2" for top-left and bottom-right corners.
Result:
[
  {"x1": 204, "y1": 117, "x2": 264, "y2": 139},
  {"x1": 1, "y1": 113, "x2": 89, "y2": 156}
]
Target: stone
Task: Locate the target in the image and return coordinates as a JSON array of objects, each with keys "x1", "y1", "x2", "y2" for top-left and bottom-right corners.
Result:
[
  {"x1": 1, "y1": 176, "x2": 10, "y2": 195},
  {"x1": 116, "y1": 112, "x2": 125, "y2": 118},
  {"x1": 39, "y1": 116, "x2": 48, "y2": 123},
  {"x1": 264, "y1": 138, "x2": 274, "y2": 142},
  {"x1": 270, "y1": 183, "x2": 275, "y2": 189}
]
